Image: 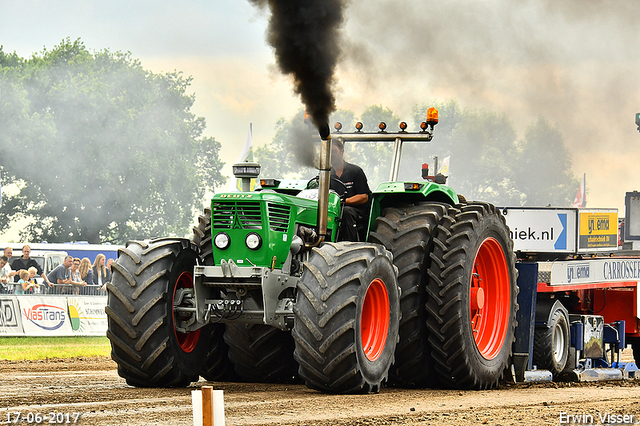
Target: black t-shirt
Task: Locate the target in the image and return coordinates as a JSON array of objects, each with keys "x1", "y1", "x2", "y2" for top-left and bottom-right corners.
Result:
[
  {"x1": 11, "y1": 257, "x2": 43, "y2": 282},
  {"x1": 331, "y1": 161, "x2": 372, "y2": 215}
]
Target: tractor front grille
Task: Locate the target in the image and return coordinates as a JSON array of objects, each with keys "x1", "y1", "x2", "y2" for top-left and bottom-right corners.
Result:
[
  {"x1": 212, "y1": 201, "x2": 262, "y2": 230},
  {"x1": 268, "y1": 204, "x2": 291, "y2": 232}
]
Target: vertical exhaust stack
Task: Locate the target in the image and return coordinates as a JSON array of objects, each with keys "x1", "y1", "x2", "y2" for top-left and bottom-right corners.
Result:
[
  {"x1": 313, "y1": 123, "x2": 332, "y2": 247},
  {"x1": 248, "y1": 0, "x2": 346, "y2": 246}
]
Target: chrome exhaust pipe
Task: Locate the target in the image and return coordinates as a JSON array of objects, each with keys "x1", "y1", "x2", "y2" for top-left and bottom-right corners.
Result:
[{"x1": 306, "y1": 124, "x2": 331, "y2": 248}]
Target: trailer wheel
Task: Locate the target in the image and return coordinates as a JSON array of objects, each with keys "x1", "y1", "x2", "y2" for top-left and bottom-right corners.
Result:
[
  {"x1": 533, "y1": 305, "x2": 570, "y2": 376},
  {"x1": 192, "y1": 208, "x2": 237, "y2": 382},
  {"x1": 107, "y1": 239, "x2": 212, "y2": 387},
  {"x1": 293, "y1": 242, "x2": 400, "y2": 394},
  {"x1": 426, "y1": 203, "x2": 518, "y2": 389},
  {"x1": 223, "y1": 324, "x2": 298, "y2": 383},
  {"x1": 369, "y1": 202, "x2": 448, "y2": 387}
]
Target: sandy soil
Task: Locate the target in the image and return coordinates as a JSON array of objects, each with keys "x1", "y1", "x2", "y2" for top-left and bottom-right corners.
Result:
[{"x1": 1, "y1": 357, "x2": 640, "y2": 426}]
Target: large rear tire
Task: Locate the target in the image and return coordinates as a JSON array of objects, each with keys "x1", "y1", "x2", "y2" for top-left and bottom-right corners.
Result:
[
  {"x1": 107, "y1": 238, "x2": 212, "y2": 387},
  {"x1": 369, "y1": 202, "x2": 448, "y2": 387},
  {"x1": 293, "y1": 242, "x2": 400, "y2": 394},
  {"x1": 192, "y1": 207, "x2": 237, "y2": 382},
  {"x1": 224, "y1": 323, "x2": 298, "y2": 383},
  {"x1": 426, "y1": 202, "x2": 518, "y2": 389},
  {"x1": 533, "y1": 305, "x2": 570, "y2": 376}
]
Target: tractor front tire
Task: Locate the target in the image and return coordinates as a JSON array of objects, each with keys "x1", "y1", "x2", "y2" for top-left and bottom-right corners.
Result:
[
  {"x1": 369, "y1": 202, "x2": 448, "y2": 387},
  {"x1": 426, "y1": 202, "x2": 518, "y2": 389},
  {"x1": 107, "y1": 238, "x2": 212, "y2": 387},
  {"x1": 293, "y1": 242, "x2": 400, "y2": 394}
]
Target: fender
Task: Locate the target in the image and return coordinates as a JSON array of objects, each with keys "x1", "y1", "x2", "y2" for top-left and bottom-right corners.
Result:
[{"x1": 535, "y1": 298, "x2": 569, "y2": 329}]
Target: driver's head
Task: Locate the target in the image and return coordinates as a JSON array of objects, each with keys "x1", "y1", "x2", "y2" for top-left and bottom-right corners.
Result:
[{"x1": 331, "y1": 138, "x2": 345, "y2": 167}]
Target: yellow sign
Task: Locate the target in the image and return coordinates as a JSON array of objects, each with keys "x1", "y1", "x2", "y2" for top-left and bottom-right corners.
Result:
[{"x1": 578, "y1": 210, "x2": 618, "y2": 251}]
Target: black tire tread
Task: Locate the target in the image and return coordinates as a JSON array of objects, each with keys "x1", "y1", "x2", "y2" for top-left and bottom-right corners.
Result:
[
  {"x1": 224, "y1": 324, "x2": 298, "y2": 383},
  {"x1": 533, "y1": 308, "x2": 569, "y2": 375},
  {"x1": 107, "y1": 239, "x2": 198, "y2": 387},
  {"x1": 292, "y1": 242, "x2": 399, "y2": 394},
  {"x1": 368, "y1": 202, "x2": 448, "y2": 387},
  {"x1": 425, "y1": 202, "x2": 519, "y2": 390}
]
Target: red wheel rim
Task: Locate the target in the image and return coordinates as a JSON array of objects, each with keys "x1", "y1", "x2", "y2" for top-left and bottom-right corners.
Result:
[
  {"x1": 361, "y1": 278, "x2": 390, "y2": 361},
  {"x1": 469, "y1": 237, "x2": 510, "y2": 360},
  {"x1": 173, "y1": 271, "x2": 200, "y2": 353}
]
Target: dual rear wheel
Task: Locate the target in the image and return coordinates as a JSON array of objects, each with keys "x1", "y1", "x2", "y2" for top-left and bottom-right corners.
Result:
[
  {"x1": 426, "y1": 202, "x2": 518, "y2": 389},
  {"x1": 372, "y1": 201, "x2": 518, "y2": 390}
]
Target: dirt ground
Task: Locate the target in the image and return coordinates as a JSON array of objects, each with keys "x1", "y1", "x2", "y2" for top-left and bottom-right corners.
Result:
[{"x1": 2, "y1": 356, "x2": 640, "y2": 426}]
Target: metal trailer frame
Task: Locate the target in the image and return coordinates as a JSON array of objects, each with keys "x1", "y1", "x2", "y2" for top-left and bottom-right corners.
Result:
[{"x1": 513, "y1": 259, "x2": 640, "y2": 382}]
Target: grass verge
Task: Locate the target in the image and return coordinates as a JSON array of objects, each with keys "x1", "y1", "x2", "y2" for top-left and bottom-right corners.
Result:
[{"x1": 0, "y1": 336, "x2": 111, "y2": 360}]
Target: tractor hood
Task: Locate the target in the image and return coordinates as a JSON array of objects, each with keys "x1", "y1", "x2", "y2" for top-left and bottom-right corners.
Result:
[{"x1": 209, "y1": 190, "x2": 341, "y2": 269}]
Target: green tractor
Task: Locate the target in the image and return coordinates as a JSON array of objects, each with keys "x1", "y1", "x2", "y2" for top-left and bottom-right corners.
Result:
[{"x1": 106, "y1": 109, "x2": 518, "y2": 393}]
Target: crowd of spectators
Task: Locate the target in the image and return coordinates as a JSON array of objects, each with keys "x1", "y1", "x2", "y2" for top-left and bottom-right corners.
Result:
[{"x1": 0, "y1": 245, "x2": 114, "y2": 295}]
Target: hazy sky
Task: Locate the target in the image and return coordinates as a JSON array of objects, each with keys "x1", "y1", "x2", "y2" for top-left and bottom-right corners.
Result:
[{"x1": 2, "y1": 0, "x2": 640, "y2": 217}]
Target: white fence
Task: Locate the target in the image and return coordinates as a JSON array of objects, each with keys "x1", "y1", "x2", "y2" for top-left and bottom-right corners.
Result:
[{"x1": 0, "y1": 295, "x2": 107, "y2": 337}]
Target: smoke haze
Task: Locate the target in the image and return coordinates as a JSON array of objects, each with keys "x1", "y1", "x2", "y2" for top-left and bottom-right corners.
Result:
[
  {"x1": 334, "y1": 0, "x2": 640, "y2": 209},
  {"x1": 248, "y1": 0, "x2": 346, "y2": 131},
  {"x1": 2, "y1": 0, "x2": 640, "y2": 218}
]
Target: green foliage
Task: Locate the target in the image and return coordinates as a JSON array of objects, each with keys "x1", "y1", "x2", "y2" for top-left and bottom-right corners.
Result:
[
  {"x1": 254, "y1": 111, "x2": 315, "y2": 179},
  {"x1": 513, "y1": 117, "x2": 578, "y2": 206},
  {"x1": 256, "y1": 99, "x2": 578, "y2": 207},
  {"x1": 0, "y1": 39, "x2": 225, "y2": 243}
]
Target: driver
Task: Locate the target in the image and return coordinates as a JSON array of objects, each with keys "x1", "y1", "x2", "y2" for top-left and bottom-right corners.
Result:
[{"x1": 330, "y1": 138, "x2": 371, "y2": 241}]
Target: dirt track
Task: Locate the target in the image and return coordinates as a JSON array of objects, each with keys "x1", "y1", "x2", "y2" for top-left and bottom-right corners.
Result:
[{"x1": 2, "y1": 357, "x2": 640, "y2": 426}]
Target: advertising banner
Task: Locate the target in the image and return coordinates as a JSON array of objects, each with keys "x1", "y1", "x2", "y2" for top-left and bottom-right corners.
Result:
[
  {"x1": 18, "y1": 296, "x2": 73, "y2": 336},
  {"x1": 0, "y1": 296, "x2": 108, "y2": 337},
  {"x1": 577, "y1": 209, "x2": 618, "y2": 252},
  {"x1": 550, "y1": 258, "x2": 640, "y2": 286},
  {"x1": 0, "y1": 296, "x2": 24, "y2": 336},
  {"x1": 500, "y1": 207, "x2": 576, "y2": 253},
  {"x1": 67, "y1": 297, "x2": 108, "y2": 336}
]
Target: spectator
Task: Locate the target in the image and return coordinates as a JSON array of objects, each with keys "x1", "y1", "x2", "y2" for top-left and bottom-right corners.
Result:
[
  {"x1": 3, "y1": 246, "x2": 13, "y2": 260},
  {"x1": 78, "y1": 258, "x2": 94, "y2": 295},
  {"x1": 28, "y1": 267, "x2": 40, "y2": 294},
  {"x1": 69, "y1": 258, "x2": 85, "y2": 295},
  {"x1": 2, "y1": 247, "x2": 17, "y2": 281},
  {"x1": 47, "y1": 255, "x2": 73, "y2": 294},
  {"x1": 11, "y1": 245, "x2": 53, "y2": 289},
  {"x1": 330, "y1": 138, "x2": 372, "y2": 241},
  {"x1": 0, "y1": 256, "x2": 13, "y2": 294},
  {"x1": 92, "y1": 254, "x2": 111, "y2": 292},
  {"x1": 106, "y1": 258, "x2": 114, "y2": 272},
  {"x1": 15, "y1": 269, "x2": 35, "y2": 294}
]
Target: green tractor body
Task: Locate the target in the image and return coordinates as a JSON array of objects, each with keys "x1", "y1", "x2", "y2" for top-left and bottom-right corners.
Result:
[
  {"x1": 107, "y1": 114, "x2": 519, "y2": 393},
  {"x1": 194, "y1": 177, "x2": 458, "y2": 330}
]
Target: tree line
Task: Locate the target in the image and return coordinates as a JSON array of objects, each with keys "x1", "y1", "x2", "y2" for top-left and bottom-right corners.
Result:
[
  {"x1": 0, "y1": 39, "x2": 225, "y2": 244},
  {"x1": 256, "y1": 102, "x2": 578, "y2": 207},
  {"x1": 1, "y1": 39, "x2": 577, "y2": 244}
]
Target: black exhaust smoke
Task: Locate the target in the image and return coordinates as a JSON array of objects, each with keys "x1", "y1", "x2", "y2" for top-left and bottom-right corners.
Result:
[{"x1": 248, "y1": 0, "x2": 346, "y2": 133}]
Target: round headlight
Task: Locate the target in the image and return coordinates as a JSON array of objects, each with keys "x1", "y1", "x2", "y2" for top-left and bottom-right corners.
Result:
[
  {"x1": 245, "y1": 232, "x2": 262, "y2": 250},
  {"x1": 214, "y1": 232, "x2": 230, "y2": 250}
]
